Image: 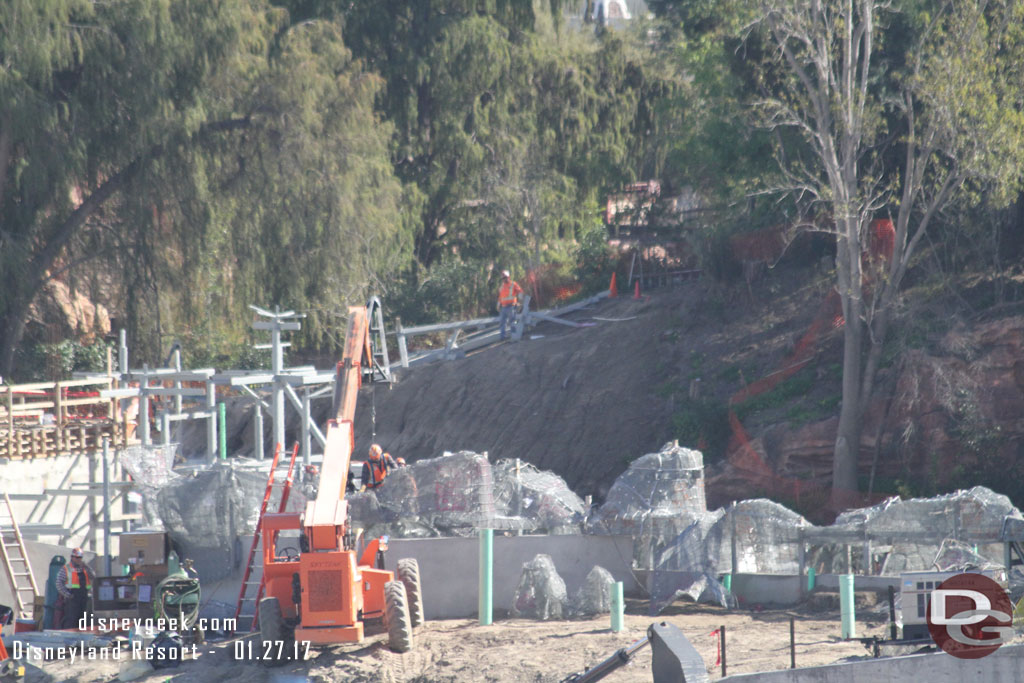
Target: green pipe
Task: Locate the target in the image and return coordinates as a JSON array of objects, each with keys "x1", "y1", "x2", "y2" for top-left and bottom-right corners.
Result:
[
  {"x1": 807, "y1": 567, "x2": 816, "y2": 592},
  {"x1": 479, "y1": 528, "x2": 493, "y2": 626},
  {"x1": 218, "y1": 402, "x2": 227, "y2": 460},
  {"x1": 610, "y1": 581, "x2": 624, "y2": 632},
  {"x1": 722, "y1": 573, "x2": 732, "y2": 592},
  {"x1": 840, "y1": 573, "x2": 856, "y2": 638}
]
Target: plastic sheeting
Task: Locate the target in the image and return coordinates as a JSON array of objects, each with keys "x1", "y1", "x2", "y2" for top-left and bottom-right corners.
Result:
[
  {"x1": 834, "y1": 486, "x2": 1018, "y2": 539},
  {"x1": 153, "y1": 461, "x2": 306, "y2": 582},
  {"x1": 120, "y1": 445, "x2": 178, "y2": 488},
  {"x1": 828, "y1": 486, "x2": 1020, "y2": 575},
  {"x1": 571, "y1": 565, "x2": 615, "y2": 616},
  {"x1": 365, "y1": 451, "x2": 497, "y2": 538},
  {"x1": 352, "y1": 451, "x2": 586, "y2": 539},
  {"x1": 647, "y1": 571, "x2": 731, "y2": 614},
  {"x1": 588, "y1": 442, "x2": 707, "y2": 568},
  {"x1": 492, "y1": 459, "x2": 586, "y2": 534},
  {"x1": 511, "y1": 554, "x2": 567, "y2": 620},
  {"x1": 932, "y1": 538, "x2": 1000, "y2": 573},
  {"x1": 119, "y1": 445, "x2": 180, "y2": 528},
  {"x1": 704, "y1": 500, "x2": 809, "y2": 575}
]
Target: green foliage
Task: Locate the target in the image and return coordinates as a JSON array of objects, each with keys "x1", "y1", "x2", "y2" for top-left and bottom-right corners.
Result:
[
  {"x1": 388, "y1": 259, "x2": 497, "y2": 326},
  {"x1": 733, "y1": 366, "x2": 816, "y2": 421},
  {"x1": 21, "y1": 341, "x2": 113, "y2": 381},
  {"x1": 670, "y1": 397, "x2": 731, "y2": 464},
  {"x1": 183, "y1": 338, "x2": 273, "y2": 372},
  {"x1": 0, "y1": 1, "x2": 411, "y2": 372},
  {"x1": 572, "y1": 220, "x2": 616, "y2": 294}
]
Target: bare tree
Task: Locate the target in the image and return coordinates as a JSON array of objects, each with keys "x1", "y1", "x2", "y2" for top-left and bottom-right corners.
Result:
[{"x1": 749, "y1": 0, "x2": 1024, "y2": 507}]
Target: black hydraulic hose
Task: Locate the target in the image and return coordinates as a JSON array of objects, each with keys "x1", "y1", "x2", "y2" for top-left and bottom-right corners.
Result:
[{"x1": 560, "y1": 635, "x2": 650, "y2": 683}]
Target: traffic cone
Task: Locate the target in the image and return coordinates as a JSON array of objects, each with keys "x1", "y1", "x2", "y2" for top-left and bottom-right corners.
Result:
[
  {"x1": 609, "y1": 272, "x2": 618, "y2": 298},
  {"x1": 633, "y1": 280, "x2": 641, "y2": 299}
]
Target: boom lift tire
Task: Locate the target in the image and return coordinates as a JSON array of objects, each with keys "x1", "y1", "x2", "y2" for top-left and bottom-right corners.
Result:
[
  {"x1": 384, "y1": 581, "x2": 414, "y2": 653},
  {"x1": 258, "y1": 597, "x2": 294, "y2": 666},
  {"x1": 397, "y1": 558, "x2": 425, "y2": 628}
]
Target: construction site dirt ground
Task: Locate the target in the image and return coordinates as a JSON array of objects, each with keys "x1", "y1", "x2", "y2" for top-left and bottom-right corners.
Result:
[{"x1": 29, "y1": 602, "x2": 908, "y2": 682}]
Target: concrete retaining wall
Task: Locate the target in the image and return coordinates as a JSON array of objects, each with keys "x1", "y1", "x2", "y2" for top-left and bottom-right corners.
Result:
[
  {"x1": 205, "y1": 534, "x2": 638, "y2": 620},
  {"x1": 0, "y1": 452, "x2": 134, "y2": 555},
  {"x1": 389, "y1": 535, "x2": 639, "y2": 619},
  {"x1": 1, "y1": 454, "x2": 96, "y2": 522},
  {"x1": 724, "y1": 643, "x2": 1024, "y2": 682}
]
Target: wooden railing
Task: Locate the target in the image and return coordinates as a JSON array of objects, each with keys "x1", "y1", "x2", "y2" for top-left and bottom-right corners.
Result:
[{"x1": 1, "y1": 378, "x2": 137, "y2": 459}]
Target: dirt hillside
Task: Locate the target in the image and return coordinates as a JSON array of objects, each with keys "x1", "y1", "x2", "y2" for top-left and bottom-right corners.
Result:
[{"x1": 351, "y1": 272, "x2": 827, "y2": 500}]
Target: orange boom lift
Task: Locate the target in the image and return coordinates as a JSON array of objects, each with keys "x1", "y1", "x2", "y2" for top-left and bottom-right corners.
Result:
[{"x1": 256, "y1": 303, "x2": 423, "y2": 661}]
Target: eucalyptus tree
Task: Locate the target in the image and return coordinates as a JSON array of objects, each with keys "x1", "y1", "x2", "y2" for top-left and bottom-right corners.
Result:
[{"x1": 744, "y1": 0, "x2": 1024, "y2": 504}]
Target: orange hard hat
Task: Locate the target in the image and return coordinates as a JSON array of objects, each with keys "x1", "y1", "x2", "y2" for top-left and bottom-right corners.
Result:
[
  {"x1": 369, "y1": 443, "x2": 383, "y2": 460},
  {"x1": 397, "y1": 457, "x2": 406, "y2": 466}
]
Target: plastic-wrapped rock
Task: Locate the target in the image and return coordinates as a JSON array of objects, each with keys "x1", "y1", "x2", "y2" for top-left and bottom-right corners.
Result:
[
  {"x1": 932, "y1": 538, "x2": 999, "y2": 573},
  {"x1": 703, "y1": 499, "x2": 808, "y2": 575},
  {"x1": 511, "y1": 554, "x2": 567, "y2": 620},
  {"x1": 571, "y1": 566, "x2": 615, "y2": 616},
  {"x1": 346, "y1": 490, "x2": 385, "y2": 531},
  {"x1": 155, "y1": 463, "x2": 268, "y2": 582},
  {"x1": 492, "y1": 459, "x2": 586, "y2": 534},
  {"x1": 372, "y1": 451, "x2": 496, "y2": 535},
  {"x1": 588, "y1": 442, "x2": 707, "y2": 568},
  {"x1": 829, "y1": 486, "x2": 1018, "y2": 574}
]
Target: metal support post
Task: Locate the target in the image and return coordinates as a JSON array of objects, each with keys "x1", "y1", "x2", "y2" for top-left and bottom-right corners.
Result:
[
  {"x1": 206, "y1": 379, "x2": 216, "y2": 463},
  {"x1": 219, "y1": 402, "x2": 227, "y2": 460},
  {"x1": 102, "y1": 439, "x2": 112, "y2": 576},
  {"x1": 172, "y1": 349, "x2": 183, "y2": 444},
  {"x1": 87, "y1": 449, "x2": 97, "y2": 552},
  {"x1": 140, "y1": 365, "x2": 150, "y2": 445},
  {"x1": 118, "y1": 329, "x2": 128, "y2": 378},
  {"x1": 272, "y1": 312, "x2": 286, "y2": 454},
  {"x1": 730, "y1": 502, "x2": 738, "y2": 575},
  {"x1": 610, "y1": 581, "x2": 624, "y2": 632},
  {"x1": 254, "y1": 405, "x2": 264, "y2": 460},
  {"x1": 840, "y1": 574, "x2": 856, "y2": 638},
  {"x1": 161, "y1": 413, "x2": 171, "y2": 446},
  {"x1": 479, "y1": 528, "x2": 493, "y2": 626},
  {"x1": 397, "y1": 318, "x2": 408, "y2": 368},
  {"x1": 301, "y1": 390, "x2": 311, "y2": 467}
]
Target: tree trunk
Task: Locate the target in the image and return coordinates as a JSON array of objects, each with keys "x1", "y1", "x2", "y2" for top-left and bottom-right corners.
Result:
[
  {"x1": 0, "y1": 301, "x2": 32, "y2": 380},
  {"x1": 832, "y1": 225, "x2": 863, "y2": 510}
]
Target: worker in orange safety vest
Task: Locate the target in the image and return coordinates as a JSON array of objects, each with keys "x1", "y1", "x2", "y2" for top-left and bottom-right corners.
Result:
[
  {"x1": 55, "y1": 547, "x2": 93, "y2": 629},
  {"x1": 361, "y1": 444, "x2": 398, "y2": 490},
  {"x1": 497, "y1": 269, "x2": 523, "y2": 341}
]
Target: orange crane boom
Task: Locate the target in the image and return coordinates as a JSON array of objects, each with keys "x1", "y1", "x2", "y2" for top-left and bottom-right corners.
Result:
[
  {"x1": 255, "y1": 302, "x2": 421, "y2": 657},
  {"x1": 306, "y1": 306, "x2": 372, "y2": 550}
]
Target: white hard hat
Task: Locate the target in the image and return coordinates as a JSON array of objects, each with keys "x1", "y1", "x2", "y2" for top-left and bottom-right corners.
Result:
[{"x1": 502, "y1": 270, "x2": 510, "y2": 277}]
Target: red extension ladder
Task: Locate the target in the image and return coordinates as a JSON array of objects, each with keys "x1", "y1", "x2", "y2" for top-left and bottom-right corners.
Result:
[{"x1": 232, "y1": 442, "x2": 299, "y2": 632}]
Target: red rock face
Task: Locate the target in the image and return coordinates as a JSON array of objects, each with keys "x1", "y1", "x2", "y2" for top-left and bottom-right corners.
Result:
[{"x1": 708, "y1": 317, "x2": 1024, "y2": 514}]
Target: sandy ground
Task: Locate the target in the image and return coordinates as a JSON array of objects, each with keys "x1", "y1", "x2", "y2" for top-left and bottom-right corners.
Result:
[{"x1": 21, "y1": 601, "x2": 899, "y2": 682}]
